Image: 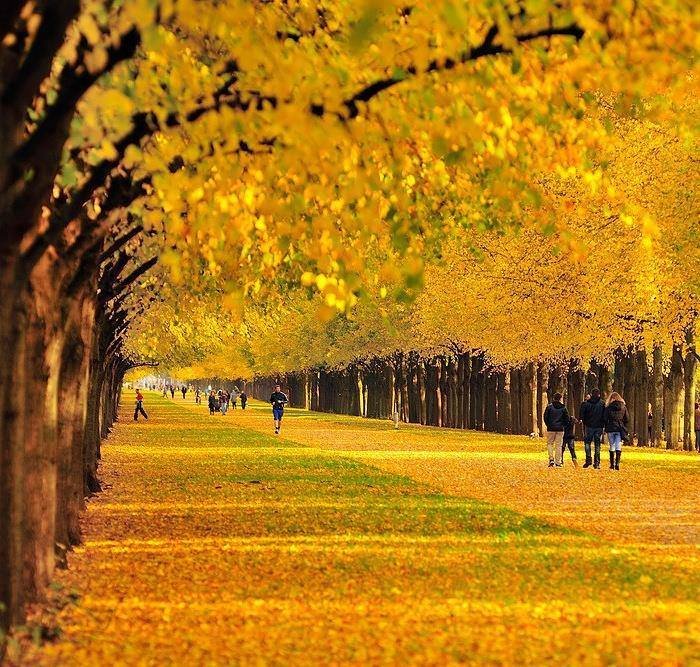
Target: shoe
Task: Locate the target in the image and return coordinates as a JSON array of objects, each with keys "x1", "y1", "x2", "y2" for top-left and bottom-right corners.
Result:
[
  {"x1": 609, "y1": 452, "x2": 615, "y2": 469},
  {"x1": 582, "y1": 461, "x2": 591, "y2": 468},
  {"x1": 593, "y1": 464, "x2": 600, "y2": 469},
  {"x1": 555, "y1": 463, "x2": 563, "y2": 468},
  {"x1": 548, "y1": 460, "x2": 555, "y2": 467},
  {"x1": 615, "y1": 451, "x2": 621, "y2": 470}
]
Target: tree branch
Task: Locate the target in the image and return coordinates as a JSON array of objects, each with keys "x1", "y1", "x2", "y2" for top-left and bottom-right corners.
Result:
[
  {"x1": 109, "y1": 255, "x2": 158, "y2": 300},
  {"x1": 11, "y1": 27, "x2": 141, "y2": 171},
  {"x1": 313, "y1": 21, "x2": 583, "y2": 120},
  {"x1": 99, "y1": 224, "x2": 144, "y2": 263},
  {"x1": 1, "y1": 0, "x2": 80, "y2": 113},
  {"x1": 0, "y1": 0, "x2": 26, "y2": 44}
]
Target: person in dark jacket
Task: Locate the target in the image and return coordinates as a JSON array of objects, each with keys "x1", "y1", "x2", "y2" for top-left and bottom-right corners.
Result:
[
  {"x1": 208, "y1": 390, "x2": 217, "y2": 415},
  {"x1": 240, "y1": 391, "x2": 248, "y2": 410},
  {"x1": 543, "y1": 392, "x2": 569, "y2": 467},
  {"x1": 579, "y1": 388, "x2": 606, "y2": 469},
  {"x1": 562, "y1": 414, "x2": 578, "y2": 467},
  {"x1": 604, "y1": 392, "x2": 630, "y2": 470}
]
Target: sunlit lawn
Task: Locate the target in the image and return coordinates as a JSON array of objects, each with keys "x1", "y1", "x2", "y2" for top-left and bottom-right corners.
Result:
[{"x1": 13, "y1": 393, "x2": 700, "y2": 665}]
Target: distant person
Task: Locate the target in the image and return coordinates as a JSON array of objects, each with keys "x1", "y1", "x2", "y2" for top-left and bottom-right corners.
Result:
[
  {"x1": 208, "y1": 390, "x2": 217, "y2": 415},
  {"x1": 604, "y1": 392, "x2": 630, "y2": 470},
  {"x1": 195, "y1": 388, "x2": 201, "y2": 405},
  {"x1": 562, "y1": 413, "x2": 578, "y2": 467},
  {"x1": 270, "y1": 384, "x2": 288, "y2": 435},
  {"x1": 162, "y1": 385, "x2": 168, "y2": 397},
  {"x1": 694, "y1": 401, "x2": 700, "y2": 453},
  {"x1": 181, "y1": 386, "x2": 187, "y2": 399},
  {"x1": 134, "y1": 389, "x2": 148, "y2": 421},
  {"x1": 221, "y1": 389, "x2": 229, "y2": 415},
  {"x1": 579, "y1": 388, "x2": 606, "y2": 469},
  {"x1": 170, "y1": 385, "x2": 175, "y2": 399},
  {"x1": 240, "y1": 391, "x2": 248, "y2": 410},
  {"x1": 647, "y1": 402, "x2": 653, "y2": 443},
  {"x1": 231, "y1": 387, "x2": 239, "y2": 409},
  {"x1": 543, "y1": 392, "x2": 569, "y2": 468}
]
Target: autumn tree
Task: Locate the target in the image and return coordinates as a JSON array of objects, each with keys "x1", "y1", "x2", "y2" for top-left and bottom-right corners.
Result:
[{"x1": 1, "y1": 0, "x2": 699, "y2": 636}]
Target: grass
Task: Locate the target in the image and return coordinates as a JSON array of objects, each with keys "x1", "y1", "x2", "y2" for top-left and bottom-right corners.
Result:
[{"x1": 9, "y1": 392, "x2": 700, "y2": 665}]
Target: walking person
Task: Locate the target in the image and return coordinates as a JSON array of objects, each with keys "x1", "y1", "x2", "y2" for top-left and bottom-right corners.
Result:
[
  {"x1": 231, "y1": 387, "x2": 239, "y2": 410},
  {"x1": 181, "y1": 386, "x2": 187, "y2": 400},
  {"x1": 579, "y1": 388, "x2": 606, "y2": 469},
  {"x1": 562, "y1": 413, "x2": 578, "y2": 467},
  {"x1": 543, "y1": 392, "x2": 569, "y2": 467},
  {"x1": 134, "y1": 389, "x2": 148, "y2": 421},
  {"x1": 694, "y1": 401, "x2": 700, "y2": 453},
  {"x1": 604, "y1": 392, "x2": 630, "y2": 470},
  {"x1": 208, "y1": 390, "x2": 217, "y2": 415},
  {"x1": 195, "y1": 388, "x2": 201, "y2": 405},
  {"x1": 170, "y1": 385, "x2": 175, "y2": 399},
  {"x1": 221, "y1": 390, "x2": 229, "y2": 415},
  {"x1": 270, "y1": 383, "x2": 288, "y2": 435},
  {"x1": 240, "y1": 391, "x2": 248, "y2": 410}
]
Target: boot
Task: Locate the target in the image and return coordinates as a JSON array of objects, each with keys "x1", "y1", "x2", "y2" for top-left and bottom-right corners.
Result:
[
  {"x1": 615, "y1": 450, "x2": 621, "y2": 470},
  {"x1": 583, "y1": 458, "x2": 592, "y2": 469},
  {"x1": 609, "y1": 451, "x2": 615, "y2": 469}
]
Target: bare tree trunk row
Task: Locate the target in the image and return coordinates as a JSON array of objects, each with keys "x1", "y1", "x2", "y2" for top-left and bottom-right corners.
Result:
[{"x1": 249, "y1": 347, "x2": 697, "y2": 448}]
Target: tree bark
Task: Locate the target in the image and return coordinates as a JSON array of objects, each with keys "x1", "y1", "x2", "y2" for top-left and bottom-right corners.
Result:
[{"x1": 683, "y1": 330, "x2": 697, "y2": 451}]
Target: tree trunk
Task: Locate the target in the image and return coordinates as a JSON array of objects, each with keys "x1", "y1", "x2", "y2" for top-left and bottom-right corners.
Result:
[
  {"x1": 651, "y1": 346, "x2": 665, "y2": 447},
  {"x1": 417, "y1": 360, "x2": 427, "y2": 425},
  {"x1": 666, "y1": 346, "x2": 685, "y2": 449},
  {"x1": 537, "y1": 362, "x2": 546, "y2": 437},
  {"x1": 499, "y1": 371, "x2": 512, "y2": 434},
  {"x1": 683, "y1": 331, "x2": 697, "y2": 451}
]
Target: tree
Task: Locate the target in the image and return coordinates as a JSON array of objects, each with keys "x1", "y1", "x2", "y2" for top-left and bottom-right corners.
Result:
[{"x1": 2, "y1": 0, "x2": 699, "y2": 635}]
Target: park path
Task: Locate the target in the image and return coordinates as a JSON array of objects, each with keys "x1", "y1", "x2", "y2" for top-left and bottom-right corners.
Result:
[
  {"x1": 10, "y1": 393, "x2": 699, "y2": 665},
  {"x1": 226, "y1": 400, "x2": 700, "y2": 550}
]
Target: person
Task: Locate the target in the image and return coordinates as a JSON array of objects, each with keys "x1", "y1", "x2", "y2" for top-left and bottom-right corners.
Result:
[
  {"x1": 231, "y1": 387, "x2": 239, "y2": 409},
  {"x1": 543, "y1": 392, "x2": 569, "y2": 467},
  {"x1": 694, "y1": 401, "x2": 700, "y2": 453},
  {"x1": 181, "y1": 386, "x2": 187, "y2": 399},
  {"x1": 162, "y1": 385, "x2": 168, "y2": 397},
  {"x1": 647, "y1": 403, "x2": 653, "y2": 443},
  {"x1": 270, "y1": 383, "x2": 288, "y2": 435},
  {"x1": 221, "y1": 389, "x2": 229, "y2": 415},
  {"x1": 170, "y1": 385, "x2": 175, "y2": 399},
  {"x1": 195, "y1": 388, "x2": 201, "y2": 405},
  {"x1": 134, "y1": 389, "x2": 148, "y2": 421},
  {"x1": 562, "y1": 413, "x2": 578, "y2": 467},
  {"x1": 579, "y1": 388, "x2": 606, "y2": 469},
  {"x1": 208, "y1": 390, "x2": 217, "y2": 415},
  {"x1": 240, "y1": 391, "x2": 248, "y2": 410},
  {"x1": 604, "y1": 391, "x2": 630, "y2": 470}
]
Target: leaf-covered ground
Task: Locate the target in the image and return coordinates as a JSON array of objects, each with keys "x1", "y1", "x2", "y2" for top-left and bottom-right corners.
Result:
[{"x1": 10, "y1": 394, "x2": 700, "y2": 665}]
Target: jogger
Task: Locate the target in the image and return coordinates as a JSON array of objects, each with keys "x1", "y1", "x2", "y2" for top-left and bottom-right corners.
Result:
[
  {"x1": 270, "y1": 383, "x2": 288, "y2": 435},
  {"x1": 134, "y1": 389, "x2": 148, "y2": 421}
]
